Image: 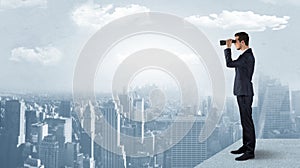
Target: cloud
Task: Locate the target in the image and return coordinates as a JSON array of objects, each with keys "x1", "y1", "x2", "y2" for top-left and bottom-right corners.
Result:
[
  {"x1": 10, "y1": 46, "x2": 62, "y2": 65},
  {"x1": 261, "y1": 0, "x2": 300, "y2": 5},
  {"x1": 185, "y1": 10, "x2": 290, "y2": 32},
  {"x1": 0, "y1": 0, "x2": 47, "y2": 9},
  {"x1": 71, "y1": 3, "x2": 150, "y2": 29}
]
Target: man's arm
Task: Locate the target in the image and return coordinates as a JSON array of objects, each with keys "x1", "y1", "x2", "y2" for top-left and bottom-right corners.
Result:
[{"x1": 224, "y1": 48, "x2": 244, "y2": 68}]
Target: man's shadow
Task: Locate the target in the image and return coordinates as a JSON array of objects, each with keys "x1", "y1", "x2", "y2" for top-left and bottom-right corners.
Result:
[{"x1": 254, "y1": 149, "x2": 283, "y2": 160}]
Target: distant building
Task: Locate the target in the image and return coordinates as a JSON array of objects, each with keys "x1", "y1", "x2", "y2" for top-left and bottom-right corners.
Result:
[
  {"x1": 39, "y1": 135, "x2": 59, "y2": 168},
  {"x1": 98, "y1": 100, "x2": 124, "y2": 168},
  {"x1": 164, "y1": 116, "x2": 207, "y2": 168},
  {"x1": 134, "y1": 98, "x2": 144, "y2": 122},
  {"x1": 224, "y1": 97, "x2": 239, "y2": 122},
  {"x1": 118, "y1": 94, "x2": 130, "y2": 114},
  {"x1": 26, "y1": 110, "x2": 39, "y2": 141},
  {"x1": 200, "y1": 96, "x2": 211, "y2": 117},
  {"x1": 5, "y1": 100, "x2": 26, "y2": 146},
  {"x1": 292, "y1": 90, "x2": 300, "y2": 117},
  {"x1": 44, "y1": 117, "x2": 72, "y2": 146},
  {"x1": 81, "y1": 101, "x2": 95, "y2": 168},
  {"x1": 100, "y1": 100, "x2": 118, "y2": 129},
  {"x1": 296, "y1": 116, "x2": 300, "y2": 133},
  {"x1": 44, "y1": 117, "x2": 72, "y2": 167},
  {"x1": 0, "y1": 100, "x2": 26, "y2": 167},
  {"x1": 31, "y1": 122, "x2": 48, "y2": 144},
  {"x1": 257, "y1": 75, "x2": 292, "y2": 138},
  {"x1": 64, "y1": 142, "x2": 81, "y2": 168},
  {"x1": 59, "y1": 101, "x2": 71, "y2": 118}
]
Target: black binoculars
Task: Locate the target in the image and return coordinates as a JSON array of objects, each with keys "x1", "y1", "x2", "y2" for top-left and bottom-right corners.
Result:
[{"x1": 220, "y1": 40, "x2": 236, "y2": 46}]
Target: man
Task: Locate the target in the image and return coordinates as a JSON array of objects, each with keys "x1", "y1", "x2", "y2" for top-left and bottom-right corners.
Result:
[{"x1": 224, "y1": 32, "x2": 256, "y2": 161}]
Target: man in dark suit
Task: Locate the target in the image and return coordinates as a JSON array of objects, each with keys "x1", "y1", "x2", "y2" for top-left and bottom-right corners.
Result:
[{"x1": 224, "y1": 32, "x2": 256, "y2": 161}]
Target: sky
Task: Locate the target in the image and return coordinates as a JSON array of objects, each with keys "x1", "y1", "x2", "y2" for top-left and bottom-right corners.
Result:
[{"x1": 0, "y1": 0, "x2": 299, "y2": 95}]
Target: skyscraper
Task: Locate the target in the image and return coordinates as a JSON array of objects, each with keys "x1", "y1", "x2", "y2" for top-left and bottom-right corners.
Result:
[
  {"x1": 39, "y1": 135, "x2": 59, "y2": 168},
  {"x1": 134, "y1": 98, "x2": 145, "y2": 142},
  {"x1": 224, "y1": 97, "x2": 239, "y2": 122},
  {"x1": 44, "y1": 117, "x2": 72, "y2": 167},
  {"x1": 5, "y1": 100, "x2": 26, "y2": 146},
  {"x1": 118, "y1": 94, "x2": 130, "y2": 114},
  {"x1": 44, "y1": 117, "x2": 72, "y2": 146},
  {"x1": 31, "y1": 122, "x2": 48, "y2": 144},
  {"x1": 296, "y1": 116, "x2": 300, "y2": 133},
  {"x1": 164, "y1": 116, "x2": 207, "y2": 168},
  {"x1": 0, "y1": 100, "x2": 26, "y2": 167},
  {"x1": 257, "y1": 75, "x2": 292, "y2": 138},
  {"x1": 99, "y1": 100, "x2": 124, "y2": 168},
  {"x1": 26, "y1": 110, "x2": 39, "y2": 141},
  {"x1": 59, "y1": 101, "x2": 71, "y2": 118},
  {"x1": 292, "y1": 90, "x2": 300, "y2": 117},
  {"x1": 64, "y1": 142, "x2": 80, "y2": 168},
  {"x1": 81, "y1": 101, "x2": 95, "y2": 168}
]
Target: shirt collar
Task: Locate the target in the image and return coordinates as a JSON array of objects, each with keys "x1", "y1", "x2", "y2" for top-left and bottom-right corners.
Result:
[{"x1": 241, "y1": 48, "x2": 251, "y2": 55}]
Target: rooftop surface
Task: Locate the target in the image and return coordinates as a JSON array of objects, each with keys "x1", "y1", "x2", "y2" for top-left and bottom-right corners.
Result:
[{"x1": 196, "y1": 139, "x2": 300, "y2": 168}]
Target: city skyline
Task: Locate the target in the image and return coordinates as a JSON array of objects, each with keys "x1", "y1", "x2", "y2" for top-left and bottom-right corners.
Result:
[{"x1": 1, "y1": 74, "x2": 300, "y2": 167}]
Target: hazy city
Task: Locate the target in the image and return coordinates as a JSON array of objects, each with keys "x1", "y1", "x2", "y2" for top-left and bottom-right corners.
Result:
[{"x1": 1, "y1": 73, "x2": 300, "y2": 167}]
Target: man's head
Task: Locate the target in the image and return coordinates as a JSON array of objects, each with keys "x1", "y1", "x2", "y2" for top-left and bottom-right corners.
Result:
[{"x1": 234, "y1": 32, "x2": 249, "y2": 50}]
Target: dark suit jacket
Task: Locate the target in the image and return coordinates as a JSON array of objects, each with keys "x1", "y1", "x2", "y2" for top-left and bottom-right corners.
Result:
[{"x1": 224, "y1": 48, "x2": 255, "y2": 96}]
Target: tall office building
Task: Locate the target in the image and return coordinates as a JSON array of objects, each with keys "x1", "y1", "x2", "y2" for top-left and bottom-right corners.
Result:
[
  {"x1": 44, "y1": 117, "x2": 72, "y2": 146},
  {"x1": 134, "y1": 98, "x2": 145, "y2": 142},
  {"x1": 199, "y1": 96, "x2": 212, "y2": 117},
  {"x1": 81, "y1": 101, "x2": 95, "y2": 168},
  {"x1": 26, "y1": 110, "x2": 39, "y2": 141},
  {"x1": 118, "y1": 94, "x2": 130, "y2": 114},
  {"x1": 296, "y1": 116, "x2": 300, "y2": 133},
  {"x1": 44, "y1": 117, "x2": 72, "y2": 167},
  {"x1": 59, "y1": 101, "x2": 71, "y2": 118},
  {"x1": 134, "y1": 98, "x2": 144, "y2": 121},
  {"x1": 5, "y1": 100, "x2": 26, "y2": 146},
  {"x1": 224, "y1": 97, "x2": 239, "y2": 122},
  {"x1": 0, "y1": 100, "x2": 26, "y2": 167},
  {"x1": 64, "y1": 142, "x2": 80, "y2": 168},
  {"x1": 39, "y1": 135, "x2": 59, "y2": 168},
  {"x1": 164, "y1": 116, "x2": 207, "y2": 168},
  {"x1": 292, "y1": 90, "x2": 300, "y2": 117},
  {"x1": 257, "y1": 75, "x2": 274, "y2": 111},
  {"x1": 31, "y1": 122, "x2": 48, "y2": 144},
  {"x1": 100, "y1": 100, "x2": 118, "y2": 129},
  {"x1": 257, "y1": 75, "x2": 292, "y2": 138},
  {"x1": 99, "y1": 100, "x2": 124, "y2": 168}
]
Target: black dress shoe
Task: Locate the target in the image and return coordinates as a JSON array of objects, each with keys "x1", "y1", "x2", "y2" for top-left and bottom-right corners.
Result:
[
  {"x1": 235, "y1": 152, "x2": 255, "y2": 161},
  {"x1": 230, "y1": 147, "x2": 246, "y2": 154}
]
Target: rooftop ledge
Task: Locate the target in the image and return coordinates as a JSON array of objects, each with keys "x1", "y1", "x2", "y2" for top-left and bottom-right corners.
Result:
[{"x1": 196, "y1": 139, "x2": 300, "y2": 168}]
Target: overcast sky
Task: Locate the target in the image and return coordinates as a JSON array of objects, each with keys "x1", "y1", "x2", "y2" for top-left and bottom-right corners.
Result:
[{"x1": 0, "y1": 0, "x2": 299, "y2": 95}]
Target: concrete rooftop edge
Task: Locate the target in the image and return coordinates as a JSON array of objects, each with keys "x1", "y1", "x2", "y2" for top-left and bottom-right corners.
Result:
[{"x1": 195, "y1": 139, "x2": 300, "y2": 168}]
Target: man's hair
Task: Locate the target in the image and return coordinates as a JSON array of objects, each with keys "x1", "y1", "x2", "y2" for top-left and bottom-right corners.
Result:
[{"x1": 235, "y1": 32, "x2": 249, "y2": 46}]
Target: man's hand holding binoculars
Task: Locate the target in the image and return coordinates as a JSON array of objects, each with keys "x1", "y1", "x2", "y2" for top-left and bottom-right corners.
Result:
[{"x1": 226, "y1": 39, "x2": 233, "y2": 48}]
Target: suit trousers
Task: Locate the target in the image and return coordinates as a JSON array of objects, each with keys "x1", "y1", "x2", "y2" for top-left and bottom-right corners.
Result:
[{"x1": 237, "y1": 95, "x2": 256, "y2": 154}]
